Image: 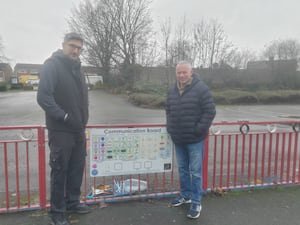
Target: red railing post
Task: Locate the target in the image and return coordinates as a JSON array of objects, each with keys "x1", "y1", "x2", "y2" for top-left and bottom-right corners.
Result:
[
  {"x1": 37, "y1": 126, "x2": 47, "y2": 209},
  {"x1": 3, "y1": 142, "x2": 10, "y2": 209},
  {"x1": 203, "y1": 137, "x2": 209, "y2": 191}
]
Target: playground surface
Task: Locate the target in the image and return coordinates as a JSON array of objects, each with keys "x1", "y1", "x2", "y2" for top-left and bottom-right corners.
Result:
[{"x1": 1, "y1": 185, "x2": 300, "y2": 225}]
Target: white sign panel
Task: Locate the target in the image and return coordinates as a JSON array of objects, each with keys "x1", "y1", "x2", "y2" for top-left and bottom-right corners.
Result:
[{"x1": 89, "y1": 127, "x2": 173, "y2": 177}]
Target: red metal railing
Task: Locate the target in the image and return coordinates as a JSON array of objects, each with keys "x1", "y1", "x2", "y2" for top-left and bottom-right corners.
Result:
[
  {"x1": 0, "y1": 121, "x2": 299, "y2": 213},
  {"x1": 0, "y1": 126, "x2": 45, "y2": 213},
  {"x1": 206, "y1": 121, "x2": 300, "y2": 190}
]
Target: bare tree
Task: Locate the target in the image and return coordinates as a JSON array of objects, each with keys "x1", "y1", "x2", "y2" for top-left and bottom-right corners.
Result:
[
  {"x1": 105, "y1": 0, "x2": 153, "y2": 88},
  {"x1": 193, "y1": 19, "x2": 210, "y2": 67},
  {"x1": 109, "y1": 0, "x2": 153, "y2": 66},
  {"x1": 231, "y1": 49, "x2": 257, "y2": 69},
  {"x1": 263, "y1": 39, "x2": 300, "y2": 60},
  {"x1": 173, "y1": 16, "x2": 193, "y2": 64},
  {"x1": 163, "y1": 15, "x2": 194, "y2": 67},
  {"x1": 68, "y1": 0, "x2": 116, "y2": 82},
  {"x1": 0, "y1": 35, "x2": 8, "y2": 63},
  {"x1": 135, "y1": 37, "x2": 160, "y2": 67},
  {"x1": 68, "y1": 0, "x2": 153, "y2": 87},
  {"x1": 175, "y1": 15, "x2": 189, "y2": 62},
  {"x1": 193, "y1": 19, "x2": 235, "y2": 68},
  {"x1": 160, "y1": 17, "x2": 172, "y2": 67},
  {"x1": 158, "y1": 18, "x2": 173, "y2": 85}
]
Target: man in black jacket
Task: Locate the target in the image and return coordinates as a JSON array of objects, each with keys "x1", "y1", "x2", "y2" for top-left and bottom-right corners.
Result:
[
  {"x1": 166, "y1": 61, "x2": 216, "y2": 219},
  {"x1": 37, "y1": 32, "x2": 90, "y2": 225}
]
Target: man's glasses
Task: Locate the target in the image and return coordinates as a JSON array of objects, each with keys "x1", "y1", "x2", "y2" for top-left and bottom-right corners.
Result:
[{"x1": 67, "y1": 43, "x2": 84, "y2": 52}]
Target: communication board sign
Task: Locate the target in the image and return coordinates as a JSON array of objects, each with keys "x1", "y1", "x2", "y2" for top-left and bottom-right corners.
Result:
[{"x1": 89, "y1": 126, "x2": 173, "y2": 177}]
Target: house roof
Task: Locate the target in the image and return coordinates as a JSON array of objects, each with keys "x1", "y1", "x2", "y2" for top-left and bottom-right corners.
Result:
[
  {"x1": 0, "y1": 63, "x2": 13, "y2": 73},
  {"x1": 14, "y1": 63, "x2": 43, "y2": 74}
]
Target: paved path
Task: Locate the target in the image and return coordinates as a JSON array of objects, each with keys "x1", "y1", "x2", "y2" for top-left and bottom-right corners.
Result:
[{"x1": 1, "y1": 185, "x2": 300, "y2": 225}]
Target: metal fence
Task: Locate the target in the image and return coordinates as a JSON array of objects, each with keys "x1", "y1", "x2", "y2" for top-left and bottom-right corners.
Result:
[{"x1": 0, "y1": 121, "x2": 299, "y2": 213}]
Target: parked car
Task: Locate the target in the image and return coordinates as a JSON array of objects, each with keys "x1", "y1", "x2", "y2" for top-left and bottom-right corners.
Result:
[{"x1": 23, "y1": 79, "x2": 39, "y2": 90}]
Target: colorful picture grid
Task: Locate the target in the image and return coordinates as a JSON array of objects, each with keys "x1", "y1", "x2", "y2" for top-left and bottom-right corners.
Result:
[{"x1": 89, "y1": 127, "x2": 173, "y2": 177}]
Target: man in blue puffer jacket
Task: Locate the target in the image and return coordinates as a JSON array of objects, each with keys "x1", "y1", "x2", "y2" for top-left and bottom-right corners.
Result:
[
  {"x1": 37, "y1": 32, "x2": 90, "y2": 225},
  {"x1": 166, "y1": 61, "x2": 216, "y2": 219}
]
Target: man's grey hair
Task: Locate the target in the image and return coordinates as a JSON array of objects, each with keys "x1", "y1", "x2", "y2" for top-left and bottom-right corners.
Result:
[
  {"x1": 176, "y1": 61, "x2": 192, "y2": 70},
  {"x1": 63, "y1": 32, "x2": 84, "y2": 44}
]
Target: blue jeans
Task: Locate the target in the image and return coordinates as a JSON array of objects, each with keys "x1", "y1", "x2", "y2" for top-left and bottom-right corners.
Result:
[{"x1": 175, "y1": 141, "x2": 204, "y2": 205}]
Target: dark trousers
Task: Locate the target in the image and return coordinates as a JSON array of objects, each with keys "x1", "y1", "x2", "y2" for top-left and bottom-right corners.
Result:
[{"x1": 48, "y1": 130, "x2": 86, "y2": 213}]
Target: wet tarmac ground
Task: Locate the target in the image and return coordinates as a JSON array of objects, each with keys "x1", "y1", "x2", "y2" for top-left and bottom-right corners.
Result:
[
  {"x1": 1, "y1": 185, "x2": 300, "y2": 225},
  {"x1": 1, "y1": 90, "x2": 300, "y2": 126}
]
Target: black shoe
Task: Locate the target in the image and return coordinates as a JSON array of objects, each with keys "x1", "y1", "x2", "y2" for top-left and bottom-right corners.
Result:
[
  {"x1": 67, "y1": 203, "x2": 91, "y2": 214},
  {"x1": 49, "y1": 212, "x2": 70, "y2": 225}
]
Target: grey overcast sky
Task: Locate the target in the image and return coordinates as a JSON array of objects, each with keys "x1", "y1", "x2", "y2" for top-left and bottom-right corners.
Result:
[{"x1": 1, "y1": 0, "x2": 299, "y2": 66}]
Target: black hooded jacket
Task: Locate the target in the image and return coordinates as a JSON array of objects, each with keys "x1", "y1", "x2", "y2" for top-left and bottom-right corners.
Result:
[
  {"x1": 166, "y1": 74, "x2": 216, "y2": 144},
  {"x1": 37, "y1": 50, "x2": 89, "y2": 132}
]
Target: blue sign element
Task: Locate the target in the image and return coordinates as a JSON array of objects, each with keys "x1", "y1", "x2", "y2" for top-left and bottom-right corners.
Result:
[{"x1": 91, "y1": 169, "x2": 98, "y2": 176}]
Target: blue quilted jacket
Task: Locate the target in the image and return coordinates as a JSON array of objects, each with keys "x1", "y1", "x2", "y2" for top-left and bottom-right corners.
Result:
[{"x1": 166, "y1": 74, "x2": 216, "y2": 144}]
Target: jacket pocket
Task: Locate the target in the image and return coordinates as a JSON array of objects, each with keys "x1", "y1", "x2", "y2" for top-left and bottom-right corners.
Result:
[
  {"x1": 65, "y1": 111, "x2": 83, "y2": 130},
  {"x1": 194, "y1": 122, "x2": 203, "y2": 136}
]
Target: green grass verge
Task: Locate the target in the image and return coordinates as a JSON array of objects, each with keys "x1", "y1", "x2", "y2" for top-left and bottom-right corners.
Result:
[{"x1": 128, "y1": 89, "x2": 300, "y2": 108}]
